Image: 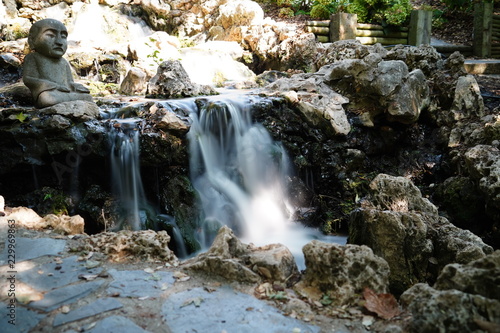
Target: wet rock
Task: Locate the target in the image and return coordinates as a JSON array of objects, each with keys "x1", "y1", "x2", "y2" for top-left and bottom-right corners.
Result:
[
  {"x1": 298, "y1": 240, "x2": 390, "y2": 306},
  {"x1": 434, "y1": 250, "x2": 500, "y2": 301},
  {"x1": 146, "y1": 60, "x2": 217, "y2": 99},
  {"x1": 43, "y1": 100, "x2": 100, "y2": 121},
  {"x1": 400, "y1": 283, "x2": 500, "y2": 333},
  {"x1": 83, "y1": 230, "x2": 178, "y2": 263},
  {"x1": 183, "y1": 226, "x2": 299, "y2": 283}
]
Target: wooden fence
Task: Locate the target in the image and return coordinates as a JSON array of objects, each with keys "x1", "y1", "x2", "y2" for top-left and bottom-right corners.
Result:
[
  {"x1": 474, "y1": 2, "x2": 500, "y2": 58},
  {"x1": 305, "y1": 10, "x2": 432, "y2": 47}
]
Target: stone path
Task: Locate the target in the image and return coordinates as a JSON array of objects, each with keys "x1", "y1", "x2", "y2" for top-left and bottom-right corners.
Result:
[{"x1": 0, "y1": 232, "x2": 331, "y2": 333}]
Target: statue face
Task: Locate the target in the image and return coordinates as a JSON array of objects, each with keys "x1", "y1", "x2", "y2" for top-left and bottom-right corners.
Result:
[{"x1": 32, "y1": 20, "x2": 68, "y2": 58}]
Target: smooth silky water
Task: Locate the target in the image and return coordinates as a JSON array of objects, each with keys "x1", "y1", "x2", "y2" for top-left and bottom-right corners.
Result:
[{"x1": 105, "y1": 93, "x2": 346, "y2": 269}]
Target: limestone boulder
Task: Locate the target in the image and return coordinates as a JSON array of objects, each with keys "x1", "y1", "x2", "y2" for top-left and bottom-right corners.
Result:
[
  {"x1": 434, "y1": 250, "x2": 500, "y2": 301},
  {"x1": 465, "y1": 145, "x2": 500, "y2": 211},
  {"x1": 182, "y1": 226, "x2": 299, "y2": 284},
  {"x1": 216, "y1": 0, "x2": 264, "y2": 29},
  {"x1": 261, "y1": 73, "x2": 350, "y2": 136},
  {"x1": 43, "y1": 214, "x2": 85, "y2": 235},
  {"x1": 400, "y1": 283, "x2": 500, "y2": 333},
  {"x1": 83, "y1": 230, "x2": 178, "y2": 263},
  {"x1": 451, "y1": 75, "x2": 484, "y2": 121},
  {"x1": 298, "y1": 240, "x2": 390, "y2": 306},
  {"x1": 349, "y1": 174, "x2": 493, "y2": 294},
  {"x1": 120, "y1": 67, "x2": 147, "y2": 96}
]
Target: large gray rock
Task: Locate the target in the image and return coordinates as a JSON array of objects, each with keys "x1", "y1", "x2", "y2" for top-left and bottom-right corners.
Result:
[
  {"x1": 400, "y1": 283, "x2": 500, "y2": 333},
  {"x1": 146, "y1": 60, "x2": 217, "y2": 98},
  {"x1": 182, "y1": 226, "x2": 299, "y2": 283},
  {"x1": 298, "y1": 240, "x2": 390, "y2": 306},
  {"x1": 451, "y1": 75, "x2": 484, "y2": 120}
]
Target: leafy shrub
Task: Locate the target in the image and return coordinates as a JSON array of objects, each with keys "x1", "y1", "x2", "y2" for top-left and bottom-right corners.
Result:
[
  {"x1": 310, "y1": 4, "x2": 331, "y2": 19},
  {"x1": 279, "y1": 7, "x2": 296, "y2": 17},
  {"x1": 347, "y1": 0, "x2": 411, "y2": 26}
]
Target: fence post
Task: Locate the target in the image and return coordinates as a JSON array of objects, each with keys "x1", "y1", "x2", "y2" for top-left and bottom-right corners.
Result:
[
  {"x1": 408, "y1": 10, "x2": 432, "y2": 46},
  {"x1": 473, "y1": 2, "x2": 493, "y2": 57},
  {"x1": 329, "y1": 13, "x2": 357, "y2": 42}
]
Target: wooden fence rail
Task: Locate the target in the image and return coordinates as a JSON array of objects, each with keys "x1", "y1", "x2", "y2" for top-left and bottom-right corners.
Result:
[{"x1": 305, "y1": 10, "x2": 431, "y2": 47}]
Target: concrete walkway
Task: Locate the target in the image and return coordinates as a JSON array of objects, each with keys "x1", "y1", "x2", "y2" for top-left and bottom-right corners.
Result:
[{"x1": 0, "y1": 219, "x2": 366, "y2": 333}]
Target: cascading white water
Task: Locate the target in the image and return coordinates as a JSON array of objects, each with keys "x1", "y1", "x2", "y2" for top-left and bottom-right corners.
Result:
[
  {"x1": 187, "y1": 95, "x2": 345, "y2": 267},
  {"x1": 109, "y1": 118, "x2": 147, "y2": 231}
]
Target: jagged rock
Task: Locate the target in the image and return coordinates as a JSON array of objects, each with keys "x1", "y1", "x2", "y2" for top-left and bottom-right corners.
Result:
[
  {"x1": 43, "y1": 214, "x2": 85, "y2": 235},
  {"x1": 349, "y1": 208, "x2": 433, "y2": 295},
  {"x1": 120, "y1": 67, "x2": 147, "y2": 96},
  {"x1": 146, "y1": 60, "x2": 217, "y2": 98},
  {"x1": 400, "y1": 283, "x2": 500, "y2": 333},
  {"x1": 385, "y1": 44, "x2": 443, "y2": 76},
  {"x1": 434, "y1": 250, "x2": 500, "y2": 301},
  {"x1": 465, "y1": 145, "x2": 500, "y2": 211},
  {"x1": 3, "y1": 207, "x2": 84, "y2": 234},
  {"x1": 451, "y1": 75, "x2": 484, "y2": 120},
  {"x1": 43, "y1": 100, "x2": 100, "y2": 121},
  {"x1": 4, "y1": 207, "x2": 46, "y2": 229},
  {"x1": 324, "y1": 56, "x2": 429, "y2": 125},
  {"x1": 297, "y1": 240, "x2": 390, "y2": 306},
  {"x1": 349, "y1": 174, "x2": 493, "y2": 294},
  {"x1": 428, "y1": 216, "x2": 494, "y2": 270},
  {"x1": 216, "y1": 0, "x2": 264, "y2": 29},
  {"x1": 83, "y1": 230, "x2": 178, "y2": 263},
  {"x1": 183, "y1": 226, "x2": 299, "y2": 283},
  {"x1": 262, "y1": 73, "x2": 350, "y2": 135}
]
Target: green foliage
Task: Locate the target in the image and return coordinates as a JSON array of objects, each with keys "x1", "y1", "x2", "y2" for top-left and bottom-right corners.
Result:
[
  {"x1": 310, "y1": 4, "x2": 331, "y2": 19},
  {"x1": 277, "y1": 0, "x2": 294, "y2": 7},
  {"x1": 42, "y1": 189, "x2": 69, "y2": 216},
  {"x1": 15, "y1": 112, "x2": 28, "y2": 123},
  {"x1": 347, "y1": 0, "x2": 411, "y2": 25},
  {"x1": 279, "y1": 7, "x2": 296, "y2": 17}
]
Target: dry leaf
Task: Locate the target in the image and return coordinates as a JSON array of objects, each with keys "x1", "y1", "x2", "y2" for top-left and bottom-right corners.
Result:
[
  {"x1": 173, "y1": 271, "x2": 190, "y2": 282},
  {"x1": 362, "y1": 288, "x2": 401, "y2": 320}
]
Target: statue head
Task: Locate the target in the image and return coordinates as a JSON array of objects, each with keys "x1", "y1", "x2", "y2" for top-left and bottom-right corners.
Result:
[{"x1": 28, "y1": 19, "x2": 68, "y2": 59}]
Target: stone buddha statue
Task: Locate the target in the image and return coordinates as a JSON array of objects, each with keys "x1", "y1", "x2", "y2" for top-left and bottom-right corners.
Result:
[{"x1": 23, "y1": 19, "x2": 93, "y2": 108}]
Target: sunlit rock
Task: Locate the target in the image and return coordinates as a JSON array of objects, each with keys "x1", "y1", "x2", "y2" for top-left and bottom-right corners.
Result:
[
  {"x1": 146, "y1": 59, "x2": 217, "y2": 98},
  {"x1": 400, "y1": 283, "x2": 500, "y2": 332},
  {"x1": 83, "y1": 230, "x2": 178, "y2": 263},
  {"x1": 43, "y1": 214, "x2": 84, "y2": 235},
  {"x1": 261, "y1": 73, "x2": 350, "y2": 136},
  {"x1": 120, "y1": 67, "x2": 147, "y2": 96},
  {"x1": 183, "y1": 226, "x2": 299, "y2": 283},
  {"x1": 216, "y1": 0, "x2": 264, "y2": 29},
  {"x1": 297, "y1": 240, "x2": 390, "y2": 306}
]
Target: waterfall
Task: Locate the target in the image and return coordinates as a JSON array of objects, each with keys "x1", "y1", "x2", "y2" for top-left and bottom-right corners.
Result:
[
  {"x1": 109, "y1": 118, "x2": 147, "y2": 231},
  {"x1": 188, "y1": 96, "x2": 295, "y2": 248}
]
